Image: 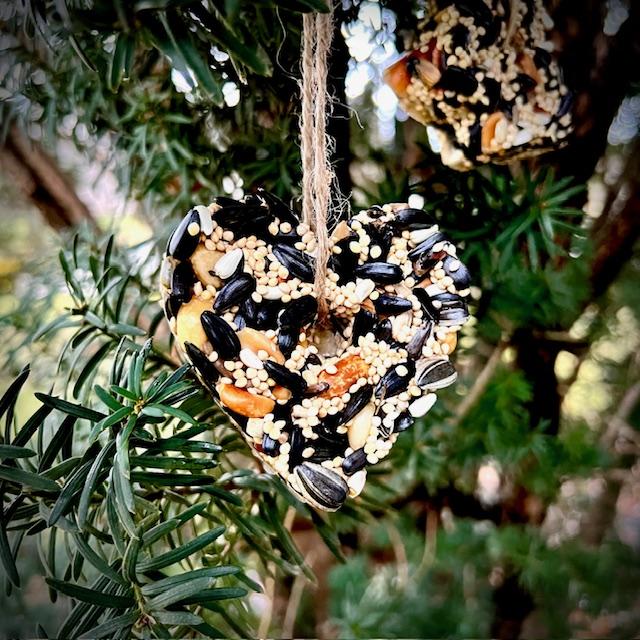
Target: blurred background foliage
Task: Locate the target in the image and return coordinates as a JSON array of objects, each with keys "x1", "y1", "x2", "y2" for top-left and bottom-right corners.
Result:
[{"x1": 1, "y1": 0, "x2": 640, "y2": 638}]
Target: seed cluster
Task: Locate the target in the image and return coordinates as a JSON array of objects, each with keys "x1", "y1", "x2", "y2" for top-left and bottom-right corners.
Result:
[
  {"x1": 384, "y1": 0, "x2": 572, "y2": 170},
  {"x1": 161, "y1": 190, "x2": 471, "y2": 511}
]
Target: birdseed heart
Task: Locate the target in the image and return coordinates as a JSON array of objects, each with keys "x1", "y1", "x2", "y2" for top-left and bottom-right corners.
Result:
[
  {"x1": 384, "y1": 0, "x2": 573, "y2": 170},
  {"x1": 160, "y1": 190, "x2": 471, "y2": 511}
]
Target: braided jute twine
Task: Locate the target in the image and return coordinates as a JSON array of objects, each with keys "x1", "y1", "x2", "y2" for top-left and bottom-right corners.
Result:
[{"x1": 299, "y1": 7, "x2": 336, "y2": 321}]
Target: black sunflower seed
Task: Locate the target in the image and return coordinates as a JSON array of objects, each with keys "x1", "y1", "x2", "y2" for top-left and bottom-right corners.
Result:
[
  {"x1": 278, "y1": 295, "x2": 317, "y2": 329},
  {"x1": 171, "y1": 261, "x2": 196, "y2": 304},
  {"x1": 393, "y1": 412, "x2": 415, "y2": 433},
  {"x1": 262, "y1": 434, "x2": 279, "y2": 457},
  {"x1": 416, "y1": 357, "x2": 457, "y2": 390},
  {"x1": 294, "y1": 462, "x2": 348, "y2": 511},
  {"x1": 435, "y1": 66, "x2": 478, "y2": 97},
  {"x1": 374, "y1": 294, "x2": 413, "y2": 316},
  {"x1": 277, "y1": 327, "x2": 299, "y2": 358},
  {"x1": 184, "y1": 342, "x2": 218, "y2": 388},
  {"x1": 355, "y1": 262, "x2": 404, "y2": 284},
  {"x1": 168, "y1": 209, "x2": 201, "y2": 260},
  {"x1": 342, "y1": 448, "x2": 367, "y2": 476},
  {"x1": 392, "y1": 208, "x2": 437, "y2": 231},
  {"x1": 263, "y1": 360, "x2": 307, "y2": 396},
  {"x1": 200, "y1": 311, "x2": 240, "y2": 360},
  {"x1": 374, "y1": 361, "x2": 416, "y2": 399},
  {"x1": 374, "y1": 319, "x2": 393, "y2": 342},
  {"x1": 351, "y1": 308, "x2": 377, "y2": 343},
  {"x1": 442, "y1": 255, "x2": 471, "y2": 289},
  {"x1": 272, "y1": 244, "x2": 315, "y2": 282},
  {"x1": 256, "y1": 188, "x2": 299, "y2": 226},
  {"x1": 212, "y1": 273, "x2": 256, "y2": 313},
  {"x1": 406, "y1": 322, "x2": 433, "y2": 359}
]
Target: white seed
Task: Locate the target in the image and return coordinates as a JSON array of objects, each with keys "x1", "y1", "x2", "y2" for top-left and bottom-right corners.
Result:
[
  {"x1": 513, "y1": 128, "x2": 533, "y2": 147},
  {"x1": 409, "y1": 226, "x2": 439, "y2": 244},
  {"x1": 187, "y1": 222, "x2": 200, "y2": 236},
  {"x1": 354, "y1": 278, "x2": 376, "y2": 302},
  {"x1": 370, "y1": 245, "x2": 382, "y2": 259},
  {"x1": 396, "y1": 364, "x2": 409, "y2": 377},
  {"x1": 347, "y1": 470, "x2": 367, "y2": 497},
  {"x1": 240, "y1": 348, "x2": 264, "y2": 370},
  {"x1": 214, "y1": 248, "x2": 243, "y2": 279},
  {"x1": 262, "y1": 286, "x2": 283, "y2": 300},
  {"x1": 347, "y1": 402, "x2": 375, "y2": 450},
  {"x1": 194, "y1": 205, "x2": 213, "y2": 236},
  {"x1": 408, "y1": 393, "x2": 437, "y2": 418}
]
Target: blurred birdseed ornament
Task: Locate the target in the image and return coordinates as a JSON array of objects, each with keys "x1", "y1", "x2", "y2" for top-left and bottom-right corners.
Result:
[
  {"x1": 385, "y1": 0, "x2": 573, "y2": 170},
  {"x1": 160, "y1": 194, "x2": 471, "y2": 511}
]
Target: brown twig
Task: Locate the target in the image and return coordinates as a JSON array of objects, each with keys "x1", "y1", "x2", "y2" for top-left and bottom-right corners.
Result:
[
  {"x1": 0, "y1": 126, "x2": 96, "y2": 229},
  {"x1": 452, "y1": 340, "x2": 508, "y2": 425}
]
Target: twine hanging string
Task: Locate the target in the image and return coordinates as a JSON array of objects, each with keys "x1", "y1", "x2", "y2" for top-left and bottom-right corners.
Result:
[{"x1": 300, "y1": 8, "x2": 335, "y2": 321}]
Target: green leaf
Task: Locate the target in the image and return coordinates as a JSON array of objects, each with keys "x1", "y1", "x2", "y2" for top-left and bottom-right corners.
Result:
[
  {"x1": 94, "y1": 385, "x2": 124, "y2": 412},
  {"x1": 150, "y1": 404, "x2": 200, "y2": 425},
  {"x1": 77, "y1": 610, "x2": 139, "y2": 639},
  {"x1": 122, "y1": 534, "x2": 142, "y2": 584},
  {"x1": 308, "y1": 507, "x2": 346, "y2": 563},
  {"x1": 180, "y1": 586, "x2": 247, "y2": 604},
  {"x1": 0, "y1": 365, "x2": 29, "y2": 426},
  {"x1": 151, "y1": 611, "x2": 203, "y2": 626},
  {"x1": 12, "y1": 405, "x2": 53, "y2": 447},
  {"x1": 261, "y1": 495, "x2": 306, "y2": 568},
  {"x1": 33, "y1": 316, "x2": 82, "y2": 341},
  {"x1": 110, "y1": 385, "x2": 138, "y2": 401},
  {"x1": 59, "y1": 249, "x2": 85, "y2": 302},
  {"x1": 108, "y1": 32, "x2": 136, "y2": 92},
  {"x1": 109, "y1": 323, "x2": 147, "y2": 336},
  {"x1": 0, "y1": 465, "x2": 59, "y2": 492},
  {"x1": 139, "y1": 502, "x2": 208, "y2": 549},
  {"x1": 155, "y1": 11, "x2": 223, "y2": 103},
  {"x1": 38, "y1": 416, "x2": 76, "y2": 472},
  {"x1": 78, "y1": 441, "x2": 115, "y2": 528},
  {"x1": 129, "y1": 455, "x2": 218, "y2": 470},
  {"x1": 106, "y1": 491, "x2": 127, "y2": 556},
  {"x1": 35, "y1": 394, "x2": 105, "y2": 422},
  {"x1": 140, "y1": 566, "x2": 240, "y2": 596},
  {"x1": 48, "y1": 460, "x2": 93, "y2": 525},
  {"x1": 142, "y1": 440, "x2": 222, "y2": 454},
  {"x1": 147, "y1": 576, "x2": 216, "y2": 609},
  {"x1": 200, "y1": 486, "x2": 243, "y2": 506},
  {"x1": 89, "y1": 406, "x2": 133, "y2": 443},
  {"x1": 114, "y1": 432, "x2": 135, "y2": 514},
  {"x1": 45, "y1": 577, "x2": 134, "y2": 608},
  {"x1": 0, "y1": 445, "x2": 36, "y2": 460},
  {"x1": 72, "y1": 535, "x2": 126, "y2": 586},
  {"x1": 141, "y1": 519, "x2": 180, "y2": 548},
  {"x1": 130, "y1": 471, "x2": 216, "y2": 486},
  {"x1": 73, "y1": 341, "x2": 114, "y2": 399},
  {"x1": 137, "y1": 526, "x2": 225, "y2": 571},
  {"x1": 189, "y1": 5, "x2": 271, "y2": 76},
  {"x1": 0, "y1": 522, "x2": 20, "y2": 587}
]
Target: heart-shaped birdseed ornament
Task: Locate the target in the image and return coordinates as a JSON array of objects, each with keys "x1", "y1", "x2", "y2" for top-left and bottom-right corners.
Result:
[
  {"x1": 384, "y1": 0, "x2": 572, "y2": 170},
  {"x1": 160, "y1": 190, "x2": 471, "y2": 511}
]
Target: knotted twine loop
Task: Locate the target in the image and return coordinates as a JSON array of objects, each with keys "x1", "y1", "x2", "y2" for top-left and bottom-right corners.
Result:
[{"x1": 300, "y1": 8, "x2": 335, "y2": 322}]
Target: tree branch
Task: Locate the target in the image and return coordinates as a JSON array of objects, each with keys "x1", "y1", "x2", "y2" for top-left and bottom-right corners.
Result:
[{"x1": 0, "y1": 126, "x2": 95, "y2": 229}]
